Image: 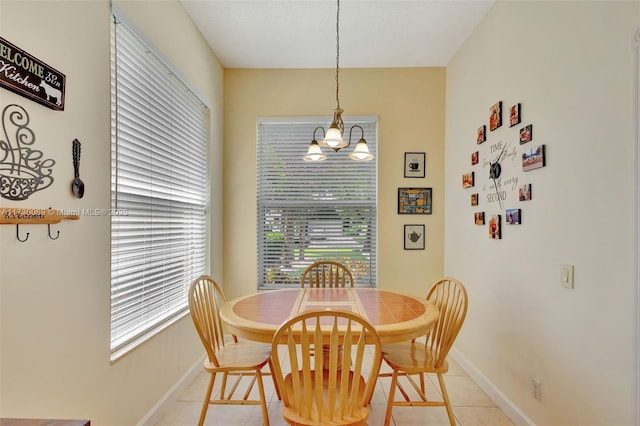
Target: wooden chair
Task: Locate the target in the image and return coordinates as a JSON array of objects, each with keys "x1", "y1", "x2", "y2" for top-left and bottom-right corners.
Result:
[
  {"x1": 271, "y1": 309, "x2": 382, "y2": 425},
  {"x1": 188, "y1": 275, "x2": 278, "y2": 426},
  {"x1": 301, "y1": 261, "x2": 354, "y2": 288},
  {"x1": 380, "y1": 277, "x2": 468, "y2": 426}
]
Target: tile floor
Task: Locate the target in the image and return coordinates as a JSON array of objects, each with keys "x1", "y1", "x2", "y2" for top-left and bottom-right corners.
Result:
[{"x1": 155, "y1": 346, "x2": 515, "y2": 426}]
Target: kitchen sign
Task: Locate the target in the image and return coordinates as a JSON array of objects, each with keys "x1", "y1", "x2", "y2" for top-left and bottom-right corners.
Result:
[{"x1": 0, "y1": 37, "x2": 65, "y2": 111}]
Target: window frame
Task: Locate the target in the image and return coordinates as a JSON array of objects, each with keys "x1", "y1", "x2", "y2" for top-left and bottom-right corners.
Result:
[
  {"x1": 256, "y1": 116, "x2": 378, "y2": 290},
  {"x1": 109, "y1": 13, "x2": 210, "y2": 361}
]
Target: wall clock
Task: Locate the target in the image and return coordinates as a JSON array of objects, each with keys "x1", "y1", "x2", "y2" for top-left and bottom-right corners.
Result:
[{"x1": 466, "y1": 101, "x2": 546, "y2": 239}]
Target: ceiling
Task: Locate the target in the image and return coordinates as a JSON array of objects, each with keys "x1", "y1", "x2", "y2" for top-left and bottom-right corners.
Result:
[{"x1": 179, "y1": 0, "x2": 495, "y2": 69}]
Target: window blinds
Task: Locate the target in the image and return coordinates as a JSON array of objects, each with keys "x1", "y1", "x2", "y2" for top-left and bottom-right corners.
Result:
[
  {"x1": 110, "y1": 16, "x2": 208, "y2": 360},
  {"x1": 257, "y1": 118, "x2": 377, "y2": 288}
]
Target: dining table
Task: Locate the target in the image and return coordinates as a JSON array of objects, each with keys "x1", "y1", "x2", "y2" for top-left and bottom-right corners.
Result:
[{"x1": 219, "y1": 287, "x2": 439, "y2": 344}]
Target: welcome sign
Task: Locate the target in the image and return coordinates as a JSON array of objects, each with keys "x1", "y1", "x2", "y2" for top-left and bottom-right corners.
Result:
[{"x1": 0, "y1": 37, "x2": 66, "y2": 111}]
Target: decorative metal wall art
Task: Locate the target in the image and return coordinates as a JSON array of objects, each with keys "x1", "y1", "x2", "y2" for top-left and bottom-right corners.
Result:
[{"x1": 0, "y1": 104, "x2": 56, "y2": 200}]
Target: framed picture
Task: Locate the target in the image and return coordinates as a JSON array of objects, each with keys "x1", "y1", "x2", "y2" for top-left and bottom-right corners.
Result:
[
  {"x1": 489, "y1": 214, "x2": 501, "y2": 239},
  {"x1": 509, "y1": 103, "x2": 521, "y2": 127},
  {"x1": 506, "y1": 208, "x2": 521, "y2": 224},
  {"x1": 519, "y1": 184, "x2": 532, "y2": 201},
  {"x1": 404, "y1": 224, "x2": 425, "y2": 250},
  {"x1": 522, "y1": 145, "x2": 546, "y2": 171},
  {"x1": 474, "y1": 211, "x2": 485, "y2": 225},
  {"x1": 462, "y1": 172, "x2": 474, "y2": 188},
  {"x1": 471, "y1": 193, "x2": 478, "y2": 206},
  {"x1": 471, "y1": 151, "x2": 479, "y2": 165},
  {"x1": 489, "y1": 101, "x2": 502, "y2": 131},
  {"x1": 404, "y1": 152, "x2": 425, "y2": 178},
  {"x1": 398, "y1": 187, "x2": 432, "y2": 214},
  {"x1": 519, "y1": 124, "x2": 532, "y2": 144},
  {"x1": 477, "y1": 125, "x2": 486, "y2": 144}
]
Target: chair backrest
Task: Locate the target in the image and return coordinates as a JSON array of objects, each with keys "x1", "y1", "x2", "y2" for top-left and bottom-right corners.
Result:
[
  {"x1": 424, "y1": 277, "x2": 468, "y2": 368},
  {"x1": 300, "y1": 261, "x2": 354, "y2": 288},
  {"x1": 271, "y1": 309, "x2": 382, "y2": 424},
  {"x1": 188, "y1": 275, "x2": 234, "y2": 367}
]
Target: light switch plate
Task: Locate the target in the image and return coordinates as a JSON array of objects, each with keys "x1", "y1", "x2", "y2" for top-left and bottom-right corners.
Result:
[{"x1": 560, "y1": 263, "x2": 574, "y2": 289}]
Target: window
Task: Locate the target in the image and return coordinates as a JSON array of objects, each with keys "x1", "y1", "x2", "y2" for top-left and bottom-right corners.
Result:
[
  {"x1": 110, "y1": 15, "x2": 209, "y2": 360},
  {"x1": 257, "y1": 117, "x2": 377, "y2": 288}
]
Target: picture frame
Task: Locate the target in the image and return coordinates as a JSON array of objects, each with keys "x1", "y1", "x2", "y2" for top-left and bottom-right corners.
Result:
[
  {"x1": 519, "y1": 124, "x2": 532, "y2": 144},
  {"x1": 522, "y1": 145, "x2": 546, "y2": 171},
  {"x1": 471, "y1": 193, "x2": 479, "y2": 206},
  {"x1": 474, "y1": 211, "x2": 485, "y2": 225},
  {"x1": 471, "y1": 151, "x2": 479, "y2": 165},
  {"x1": 509, "y1": 103, "x2": 521, "y2": 127},
  {"x1": 462, "y1": 172, "x2": 474, "y2": 188},
  {"x1": 519, "y1": 184, "x2": 532, "y2": 201},
  {"x1": 488, "y1": 214, "x2": 501, "y2": 239},
  {"x1": 404, "y1": 224, "x2": 425, "y2": 250},
  {"x1": 404, "y1": 152, "x2": 426, "y2": 178},
  {"x1": 477, "y1": 125, "x2": 486, "y2": 144},
  {"x1": 506, "y1": 208, "x2": 521, "y2": 224},
  {"x1": 489, "y1": 101, "x2": 502, "y2": 131},
  {"x1": 398, "y1": 187, "x2": 432, "y2": 214}
]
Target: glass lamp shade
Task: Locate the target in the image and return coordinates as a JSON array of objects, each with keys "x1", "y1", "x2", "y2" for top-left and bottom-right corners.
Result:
[
  {"x1": 303, "y1": 140, "x2": 327, "y2": 162},
  {"x1": 348, "y1": 139, "x2": 374, "y2": 161},
  {"x1": 320, "y1": 126, "x2": 348, "y2": 151}
]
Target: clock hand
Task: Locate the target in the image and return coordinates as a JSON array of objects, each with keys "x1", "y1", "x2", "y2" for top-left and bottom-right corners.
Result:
[
  {"x1": 492, "y1": 176, "x2": 503, "y2": 210},
  {"x1": 494, "y1": 142, "x2": 508, "y2": 165}
]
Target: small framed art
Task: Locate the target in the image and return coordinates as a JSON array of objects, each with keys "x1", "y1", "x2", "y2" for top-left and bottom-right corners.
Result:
[
  {"x1": 519, "y1": 184, "x2": 532, "y2": 201},
  {"x1": 471, "y1": 151, "x2": 479, "y2": 165},
  {"x1": 509, "y1": 103, "x2": 521, "y2": 127},
  {"x1": 489, "y1": 101, "x2": 502, "y2": 131},
  {"x1": 474, "y1": 212, "x2": 485, "y2": 225},
  {"x1": 519, "y1": 124, "x2": 533, "y2": 144},
  {"x1": 398, "y1": 187, "x2": 432, "y2": 214},
  {"x1": 477, "y1": 125, "x2": 486, "y2": 144},
  {"x1": 489, "y1": 215, "x2": 501, "y2": 239},
  {"x1": 404, "y1": 224, "x2": 425, "y2": 250},
  {"x1": 506, "y1": 209, "x2": 521, "y2": 224},
  {"x1": 462, "y1": 172, "x2": 474, "y2": 188},
  {"x1": 471, "y1": 193, "x2": 479, "y2": 206},
  {"x1": 404, "y1": 152, "x2": 426, "y2": 178},
  {"x1": 522, "y1": 145, "x2": 546, "y2": 171}
]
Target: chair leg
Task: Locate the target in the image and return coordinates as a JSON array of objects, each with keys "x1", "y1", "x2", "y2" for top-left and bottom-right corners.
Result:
[
  {"x1": 384, "y1": 369, "x2": 399, "y2": 426},
  {"x1": 199, "y1": 372, "x2": 216, "y2": 426},
  {"x1": 255, "y1": 369, "x2": 270, "y2": 426},
  {"x1": 437, "y1": 373, "x2": 456, "y2": 426},
  {"x1": 268, "y1": 359, "x2": 281, "y2": 401}
]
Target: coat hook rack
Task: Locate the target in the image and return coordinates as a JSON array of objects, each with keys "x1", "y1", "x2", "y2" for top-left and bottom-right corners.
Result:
[{"x1": 1, "y1": 207, "x2": 79, "y2": 242}]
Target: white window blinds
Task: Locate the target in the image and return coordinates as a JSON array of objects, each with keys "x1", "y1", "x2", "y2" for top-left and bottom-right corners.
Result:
[
  {"x1": 257, "y1": 117, "x2": 377, "y2": 288},
  {"x1": 110, "y1": 16, "x2": 209, "y2": 360}
]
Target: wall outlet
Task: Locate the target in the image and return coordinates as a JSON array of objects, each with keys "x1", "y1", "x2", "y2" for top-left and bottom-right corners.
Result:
[{"x1": 532, "y1": 378, "x2": 542, "y2": 401}]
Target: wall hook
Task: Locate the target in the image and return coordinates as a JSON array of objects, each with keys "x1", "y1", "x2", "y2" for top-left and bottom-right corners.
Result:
[
  {"x1": 16, "y1": 224, "x2": 29, "y2": 242},
  {"x1": 47, "y1": 224, "x2": 60, "y2": 240}
]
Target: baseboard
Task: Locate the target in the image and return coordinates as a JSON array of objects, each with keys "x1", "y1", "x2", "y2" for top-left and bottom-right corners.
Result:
[
  {"x1": 449, "y1": 348, "x2": 535, "y2": 426},
  {"x1": 137, "y1": 355, "x2": 205, "y2": 426}
]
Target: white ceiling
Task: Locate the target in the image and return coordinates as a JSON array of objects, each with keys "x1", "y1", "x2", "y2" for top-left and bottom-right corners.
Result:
[{"x1": 179, "y1": 0, "x2": 495, "y2": 69}]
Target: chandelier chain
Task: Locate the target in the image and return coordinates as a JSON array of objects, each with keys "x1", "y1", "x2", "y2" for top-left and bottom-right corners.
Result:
[{"x1": 335, "y1": 0, "x2": 340, "y2": 109}]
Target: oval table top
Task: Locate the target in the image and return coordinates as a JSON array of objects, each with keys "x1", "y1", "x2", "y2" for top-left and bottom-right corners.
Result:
[{"x1": 220, "y1": 287, "x2": 439, "y2": 344}]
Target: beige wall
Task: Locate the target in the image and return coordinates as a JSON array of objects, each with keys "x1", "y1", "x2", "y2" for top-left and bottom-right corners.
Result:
[
  {"x1": 0, "y1": 1, "x2": 223, "y2": 424},
  {"x1": 223, "y1": 68, "x2": 446, "y2": 300},
  {"x1": 445, "y1": 1, "x2": 638, "y2": 425}
]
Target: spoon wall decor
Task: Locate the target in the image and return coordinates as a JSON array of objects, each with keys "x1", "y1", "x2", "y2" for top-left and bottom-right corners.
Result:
[{"x1": 71, "y1": 138, "x2": 84, "y2": 199}]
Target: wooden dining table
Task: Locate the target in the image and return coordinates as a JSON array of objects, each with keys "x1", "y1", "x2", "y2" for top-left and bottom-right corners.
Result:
[{"x1": 219, "y1": 287, "x2": 439, "y2": 344}]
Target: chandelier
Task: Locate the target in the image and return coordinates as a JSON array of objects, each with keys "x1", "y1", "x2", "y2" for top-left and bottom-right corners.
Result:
[{"x1": 303, "y1": 0, "x2": 373, "y2": 162}]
